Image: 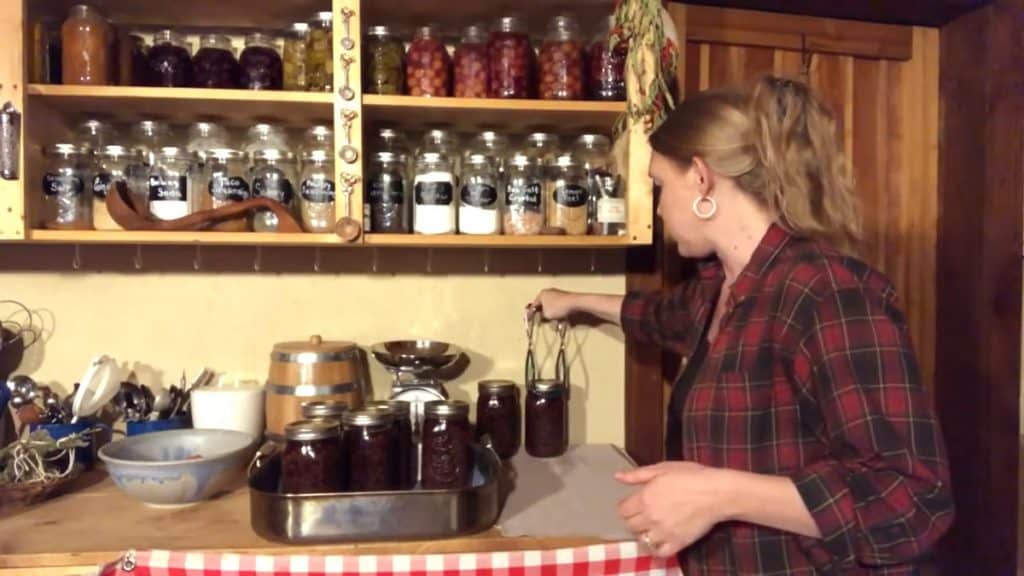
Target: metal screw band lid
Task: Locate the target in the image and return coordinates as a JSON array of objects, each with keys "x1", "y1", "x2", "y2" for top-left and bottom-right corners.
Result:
[
  {"x1": 284, "y1": 418, "x2": 341, "y2": 441},
  {"x1": 479, "y1": 379, "x2": 518, "y2": 395},
  {"x1": 342, "y1": 409, "x2": 395, "y2": 428},
  {"x1": 365, "y1": 400, "x2": 411, "y2": 417},
  {"x1": 301, "y1": 400, "x2": 349, "y2": 420},
  {"x1": 424, "y1": 400, "x2": 471, "y2": 418}
]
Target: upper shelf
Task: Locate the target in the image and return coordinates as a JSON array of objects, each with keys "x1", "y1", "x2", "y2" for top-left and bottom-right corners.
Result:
[{"x1": 28, "y1": 0, "x2": 330, "y2": 30}]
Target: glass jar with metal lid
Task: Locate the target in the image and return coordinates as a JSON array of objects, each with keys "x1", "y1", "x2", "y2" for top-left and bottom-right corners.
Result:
[
  {"x1": 281, "y1": 418, "x2": 345, "y2": 494},
  {"x1": 192, "y1": 33, "x2": 241, "y2": 89},
  {"x1": 342, "y1": 409, "x2": 397, "y2": 491},
  {"x1": 365, "y1": 400, "x2": 415, "y2": 489},
  {"x1": 251, "y1": 149, "x2": 298, "y2": 232},
  {"x1": 301, "y1": 400, "x2": 349, "y2": 424},
  {"x1": 421, "y1": 400, "x2": 474, "y2": 489},
  {"x1": 93, "y1": 145, "x2": 139, "y2": 230},
  {"x1": 466, "y1": 131, "x2": 509, "y2": 176},
  {"x1": 75, "y1": 119, "x2": 117, "y2": 152},
  {"x1": 413, "y1": 151, "x2": 456, "y2": 235},
  {"x1": 539, "y1": 16, "x2": 585, "y2": 100},
  {"x1": 503, "y1": 152, "x2": 544, "y2": 235},
  {"x1": 41, "y1": 143, "x2": 90, "y2": 229},
  {"x1": 147, "y1": 146, "x2": 193, "y2": 221},
  {"x1": 187, "y1": 122, "x2": 230, "y2": 167},
  {"x1": 202, "y1": 148, "x2": 250, "y2": 231},
  {"x1": 487, "y1": 16, "x2": 535, "y2": 99},
  {"x1": 366, "y1": 150, "x2": 410, "y2": 234},
  {"x1": 240, "y1": 32, "x2": 283, "y2": 90},
  {"x1": 524, "y1": 132, "x2": 559, "y2": 177},
  {"x1": 365, "y1": 25, "x2": 404, "y2": 95},
  {"x1": 454, "y1": 24, "x2": 488, "y2": 98},
  {"x1": 245, "y1": 123, "x2": 289, "y2": 155},
  {"x1": 548, "y1": 152, "x2": 589, "y2": 235},
  {"x1": 575, "y1": 134, "x2": 625, "y2": 236},
  {"x1": 476, "y1": 380, "x2": 521, "y2": 459},
  {"x1": 147, "y1": 29, "x2": 192, "y2": 87},
  {"x1": 420, "y1": 128, "x2": 461, "y2": 184},
  {"x1": 458, "y1": 153, "x2": 500, "y2": 235},
  {"x1": 301, "y1": 125, "x2": 333, "y2": 156},
  {"x1": 299, "y1": 150, "x2": 335, "y2": 233},
  {"x1": 406, "y1": 24, "x2": 451, "y2": 97},
  {"x1": 128, "y1": 120, "x2": 172, "y2": 202},
  {"x1": 305, "y1": 11, "x2": 333, "y2": 92},
  {"x1": 283, "y1": 23, "x2": 309, "y2": 91},
  {"x1": 588, "y1": 14, "x2": 627, "y2": 101},
  {"x1": 525, "y1": 378, "x2": 569, "y2": 458}
]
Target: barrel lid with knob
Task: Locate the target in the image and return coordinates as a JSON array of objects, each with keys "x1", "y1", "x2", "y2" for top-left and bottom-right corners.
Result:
[{"x1": 271, "y1": 335, "x2": 358, "y2": 363}]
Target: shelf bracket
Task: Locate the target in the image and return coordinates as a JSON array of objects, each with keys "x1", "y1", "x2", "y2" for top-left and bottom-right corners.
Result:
[
  {"x1": 537, "y1": 251, "x2": 544, "y2": 274},
  {"x1": 590, "y1": 249, "x2": 597, "y2": 273}
]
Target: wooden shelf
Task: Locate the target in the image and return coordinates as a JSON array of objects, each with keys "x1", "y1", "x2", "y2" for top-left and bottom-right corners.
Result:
[
  {"x1": 363, "y1": 234, "x2": 635, "y2": 248},
  {"x1": 361, "y1": 0, "x2": 615, "y2": 36},
  {"x1": 28, "y1": 0, "x2": 331, "y2": 30}
]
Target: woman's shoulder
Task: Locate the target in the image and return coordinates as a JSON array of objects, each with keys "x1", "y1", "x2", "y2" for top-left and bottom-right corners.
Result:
[{"x1": 773, "y1": 237, "x2": 899, "y2": 306}]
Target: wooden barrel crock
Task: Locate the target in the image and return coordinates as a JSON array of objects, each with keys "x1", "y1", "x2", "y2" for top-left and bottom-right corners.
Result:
[{"x1": 265, "y1": 335, "x2": 365, "y2": 441}]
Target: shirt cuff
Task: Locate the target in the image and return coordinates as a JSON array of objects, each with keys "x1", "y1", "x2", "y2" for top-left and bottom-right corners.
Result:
[{"x1": 620, "y1": 290, "x2": 654, "y2": 344}]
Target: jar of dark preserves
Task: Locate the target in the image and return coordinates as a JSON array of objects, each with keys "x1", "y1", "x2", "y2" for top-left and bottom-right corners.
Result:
[
  {"x1": 342, "y1": 409, "x2": 397, "y2": 491},
  {"x1": 147, "y1": 29, "x2": 192, "y2": 87},
  {"x1": 301, "y1": 400, "x2": 349, "y2": 425},
  {"x1": 365, "y1": 400, "x2": 415, "y2": 489},
  {"x1": 192, "y1": 34, "x2": 241, "y2": 89},
  {"x1": 525, "y1": 378, "x2": 568, "y2": 458},
  {"x1": 476, "y1": 380, "x2": 521, "y2": 459},
  {"x1": 588, "y1": 15, "x2": 627, "y2": 101},
  {"x1": 454, "y1": 24, "x2": 488, "y2": 98},
  {"x1": 240, "y1": 33, "x2": 283, "y2": 90},
  {"x1": 421, "y1": 400, "x2": 473, "y2": 489},
  {"x1": 280, "y1": 419, "x2": 344, "y2": 494},
  {"x1": 487, "y1": 16, "x2": 535, "y2": 99},
  {"x1": 406, "y1": 25, "x2": 451, "y2": 97}
]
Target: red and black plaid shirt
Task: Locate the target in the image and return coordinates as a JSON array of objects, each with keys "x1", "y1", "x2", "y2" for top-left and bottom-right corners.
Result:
[{"x1": 621, "y1": 224, "x2": 953, "y2": 575}]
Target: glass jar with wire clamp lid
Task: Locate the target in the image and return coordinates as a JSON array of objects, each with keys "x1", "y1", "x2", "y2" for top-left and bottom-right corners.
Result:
[{"x1": 251, "y1": 148, "x2": 298, "y2": 232}]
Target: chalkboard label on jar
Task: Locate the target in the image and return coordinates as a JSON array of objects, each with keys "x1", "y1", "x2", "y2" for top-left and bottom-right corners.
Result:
[
  {"x1": 148, "y1": 175, "x2": 188, "y2": 201},
  {"x1": 415, "y1": 181, "x2": 454, "y2": 205},
  {"x1": 43, "y1": 173, "x2": 84, "y2": 197},
  {"x1": 92, "y1": 173, "x2": 114, "y2": 199},
  {"x1": 253, "y1": 170, "x2": 295, "y2": 204},
  {"x1": 369, "y1": 177, "x2": 405, "y2": 205},
  {"x1": 209, "y1": 174, "x2": 251, "y2": 202},
  {"x1": 461, "y1": 183, "x2": 498, "y2": 208},
  {"x1": 506, "y1": 181, "x2": 543, "y2": 211},
  {"x1": 554, "y1": 184, "x2": 588, "y2": 208},
  {"x1": 301, "y1": 178, "x2": 336, "y2": 202}
]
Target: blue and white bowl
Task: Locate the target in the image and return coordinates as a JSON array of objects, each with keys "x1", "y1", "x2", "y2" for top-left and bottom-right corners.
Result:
[{"x1": 99, "y1": 428, "x2": 256, "y2": 507}]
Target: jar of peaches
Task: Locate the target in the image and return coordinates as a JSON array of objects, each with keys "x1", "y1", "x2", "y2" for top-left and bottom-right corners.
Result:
[
  {"x1": 454, "y1": 24, "x2": 488, "y2": 98},
  {"x1": 539, "y1": 16, "x2": 584, "y2": 100},
  {"x1": 487, "y1": 16, "x2": 535, "y2": 99},
  {"x1": 406, "y1": 25, "x2": 451, "y2": 97}
]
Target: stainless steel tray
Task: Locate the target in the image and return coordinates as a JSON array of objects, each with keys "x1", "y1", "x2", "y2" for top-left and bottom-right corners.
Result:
[{"x1": 249, "y1": 444, "x2": 503, "y2": 543}]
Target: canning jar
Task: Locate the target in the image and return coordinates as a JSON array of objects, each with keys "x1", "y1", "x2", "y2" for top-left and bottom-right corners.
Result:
[
  {"x1": 375, "y1": 127, "x2": 411, "y2": 173},
  {"x1": 548, "y1": 152, "x2": 588, "y2": 235},
  {"x1": 62, "y1": 4, "x2": 110, "y2": 86},
  {"x1": 245, "y1": 123, "x2": 290, "y2": 155},
  {"x1": 148, "y1": 147, "x2": 192, "y2": 221},
  {"x1": 75, "y1": 119, "x2": 117, "y2": 153},
  {"x1": 192, "y1": 34, "x2": 240, "y2": 89},
  {"x1": 503, "y1": 152, "x2": 544, "y2": 235},
  {"x1": 487, "y1": 16, "x2": 535, "y2": 99},
  {"x1": 240, "y1": 32, "x2": 283, "y2": 90},
  {"x1": 305, "y1": 12, "x2": 333, "y2": 92},
  {"x1": 366, "y1": 151, "x2": 409, "y2": 234},
  {"x1": 299, "y1": 150, "x2": 335, "y2": 233},
  {"x1": 365, "y1": 25, "x2": 404, "y2": 95},
  {"x1": 42, "y1": 144, "x2": 90, "y2": 229},
  {"x1": 454, "y1": 25, "x2": 488, "y2": 98},
  {"x1": 459, "y1": 153, "x2": 500, "y2": 235},
  {"x1": 365, "y1": 400, "x2": 415, "y2": 489},
  {"x1": 93, "y1": 145, "x2": 137, "y2": 230},
  {"x1": 420, "y1": 129, "x2": 461, "y2": 177},
  {"x1": 128, "y1": 121, "x2": 171, "y2": 200},
  {"x1": 342, "y1": 409, "x2": 397, "y2": 491},
  {"x1": 476, "y1": 380, "x2": 521, "y2": 459},
  {"x1": 421, "y1": 400, "x2": 473, "y2": 489},
  {"x1": 524, "y1": 132, "x2": 559, "y2": 175},
  {"x1": 406, "y1": 25, "x2": 451, "y2": 98},
  {"x1": 283, "y1": 23, "x2": 309, "y2": 91},
  {"x1": 251, "y1": 149, "x2": 298, "y2": 232},
  {"x1": 466, "y1": 131, "x2": 509, "y2": 176},
  {"x1": 186, "y1": 122, "x2": 230, "y2": 168},
  {"x1": 413, "y1": 151, "x2": 456, "y2": 235},
  {"x1": 575, "y1": 134, "x2": 625, "y2": 236},
  {"x1": 525, "y1": 378, "x2": 568, "y2": 457},
  {"x1": 301, "y1": 400, "x2": 349, "y2": 424},
  {"x1": 281, "y1": 419, "x2": 345, "y2": 494},
  {"x1": 301, "y1": 125, "x2": 333, "y2": 156},
  {"x1": 539, "y1": 16, "x2": 584, "y2": 100},
  {"x1": 124, "y1": 34, "x2": 148, "y2": 86},
  {"x1": 203, "y1": 149, "x2": 250, "y2": 231},
  {"x1": 588, "y1": 15, "x2": 627, "y2": 101},
  {"x1": 147, "y1": 30, "x2": 192, "y2": 87}
]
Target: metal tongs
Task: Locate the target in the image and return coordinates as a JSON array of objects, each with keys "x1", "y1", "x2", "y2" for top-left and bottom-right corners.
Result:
[{"x1": 523, "y1": 305, "x2": 570, "y2": 388}]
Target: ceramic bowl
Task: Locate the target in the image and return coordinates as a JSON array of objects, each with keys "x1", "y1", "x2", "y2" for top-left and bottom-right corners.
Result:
[{"x1": 99, "y1": 428, "x2": 256, "y2": 507}]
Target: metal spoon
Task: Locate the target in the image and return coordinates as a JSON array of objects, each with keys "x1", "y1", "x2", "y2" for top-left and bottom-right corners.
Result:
[
  {"x1": 338, "y1": 55, "x2": 355, "y2": 101},
  {"x1": 335, "y1": 173, "x2": 363, "y2": 242},
  {"x1": 339, "y1": 110, "x2": 359, "y2": 164},
  {"x1": 340, "y1": 8, "x2": 356, "y2": 51}
]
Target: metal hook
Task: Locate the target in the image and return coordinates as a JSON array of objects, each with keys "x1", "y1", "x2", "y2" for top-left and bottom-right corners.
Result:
[
  {"x1": 313, "y1": 247, "x2": 321, "y2": 272},
  {"x1": 193, "y1": 245, "x2": 202, "y2": 271},
  {"x1": 483, "y1": 249, "x2": 490, "y2": 273},
  {"x1": 133, "y1": 245, "x2": 143, "y2": 270},
  {"x1": 71, "y1": 244, "x2": 81, "y2": 271},
  {"x1": 253, "y1": 247, "x2": 262, "y2": 272},
  {"x1": 371, "y1": 247, "x2": 379, "y2": 273},
  {"x1": 589, "y1": 249, "x2": 597, "y2": 273},
  {"x1": 537, "y1": 251, "x2": 543, "y2": 274},
  {"x1": 426, "y1": 248, "x2": 433, "y2": 274}
]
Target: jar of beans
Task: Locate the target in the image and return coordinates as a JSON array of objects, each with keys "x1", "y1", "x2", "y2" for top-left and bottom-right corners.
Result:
[
  {"x1": 539, "y1": 16, "x2": 584, "y2": 100},
  {"x1": 487, "y1": 16, "x2": 535, "y2": 99},
  {"x1": 548, "y1": 151, "x2": 589, "y2": 236},
  {"x1": 406, "y1": 25, "x2": 451, "y2": 98},
  {"x1": 365, "y1": 25, "x2": 405, "y2": 95},
  {"x1": 588, "y1": 14, "x2": 627, "y2": 101},
  {"x1": 454, "y1": 24, "x2": 488, "y2": 98}
]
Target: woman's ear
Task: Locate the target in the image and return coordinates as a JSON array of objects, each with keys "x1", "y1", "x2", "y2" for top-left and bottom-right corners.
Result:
[{"x1": 691, "y1": 156, "x2": 715, "y2": 195}]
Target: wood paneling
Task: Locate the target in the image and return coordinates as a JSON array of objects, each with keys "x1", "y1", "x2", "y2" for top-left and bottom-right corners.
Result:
[{"x1": 675, "y1": 0, "x2": 990, "y2": 27}]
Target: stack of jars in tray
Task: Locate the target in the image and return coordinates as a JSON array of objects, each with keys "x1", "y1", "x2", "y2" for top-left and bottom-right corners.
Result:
[
  {"x1": 39, "y1": 119, "x2": 340, "y2": 233},
  {"x1": 279, "y1": 379, "x2": 570, "y2": 494},
  {"x1": 364, "y1": 14, "x2": 626, "y2": 101},
  {"x1": 364, "y1": 128, "x2": 626, "y2": 237}
]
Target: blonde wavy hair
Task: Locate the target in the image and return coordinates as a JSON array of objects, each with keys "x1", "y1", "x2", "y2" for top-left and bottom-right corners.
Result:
[{"x1": 649, "y1": 75, "x2": 860, "y2": 252}]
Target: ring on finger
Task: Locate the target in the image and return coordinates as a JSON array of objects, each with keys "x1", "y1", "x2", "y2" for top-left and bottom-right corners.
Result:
[{"x1": 641, "y1": 532, "x2": 656, "y2": 550}]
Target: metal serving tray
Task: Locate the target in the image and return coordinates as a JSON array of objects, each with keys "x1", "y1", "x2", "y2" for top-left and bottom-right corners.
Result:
[{"x1": 249, "y1": 444, "x2": 503, "y2": 544}]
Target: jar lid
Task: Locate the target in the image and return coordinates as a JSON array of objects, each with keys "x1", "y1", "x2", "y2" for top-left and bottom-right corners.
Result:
[
  {"x1": 365, "y1": 400, "x2": 411, "y2": 417},
  {"x1": 508, "y1": 152, "x2": 532, "y2": 167},
  {"x1": 284, "y1": 418, "x2": 341, "y2": 441},
  {"x1": 528, "y1": 378, "x2": 567, "y2": 394},
  {"x1": 154, "y1": 29, "x2": 188, "y2": 50},
  {"x1": 99, "y1": 145, "x2": 138, "y2": 160},
  {"x1": 418, "y1": 151, "x2": 445, "y2": 163},
  {"x1": 475, "y1": 131, "x2": 509, "y2": 149},
  {"x1": 462, "y1": 24, "x2": 487, "y2": 42},
  {"x1": 207, "y1": 148, "x2": 246, "y2": 161},
  {"x1": 576, "y1": 134, "x2": 611, "y2": 149},
  {"x1": 301, "y1": 150, "x2": 331, "y2": 163},
  {"x1": 342, "y1": 409, "x2": 394, "y2": 427},
  {"x1": 368, "y1": 25, "x2": 394, "y2": 37},
  {"x1": 548, "y1": 15, "x2": 580, "y2": 34},
  {"x1": 554, "y1": 153, "x2": 577, "y2": 167},
  {"x1": 424, "y1": 400, "x2": 470, "y2": 418},
  {"x1": 422, "y1": 129, "x2": 456, "y2": 145},
  {"x1": 414, "y1": 25, "x2": 441, "y2": 39},
  {"x1": 374, "y1": 151, "x2": 401, "y2": 163},
  {"x1": 272, "y1": 335, "x2": 358, "y2": 362},
  {"x1": 306, "y1": 125, "x2": 333, "y2": 141},
  {"x1": 45, "y1": 143, "x2": 85, "y2": 156},
  {"x1": 290, "y1": 22, "x2": 310, "y2": 34},
  {"x1": 245, "y1": 32, "x2": 277, "y2": 48},
  {"x1": 301, "y1": 400, "x2": 349, "y2": 419},
  {"x1": 134, "y1": 120, "x2": 170, "y2": 138},
  {"x1": 496, "y1": 16, "x2": 526, "y2": 33},
  {"x1": 253, "y1": 149, "x2": 296, "y2": 162},
  {"x1": 77, "y1": 119, "x2": 114, "y2": 137},
  {"x1": 200, "y1": 34, "x2": 233, "y2": 50},
  {"x1": 527, "y1": 133, "x2": 558, "y2": 147},
  {"x1": 479, "y1": 379, "x2": 518, "y2": 394},
  {"x1": 157, "y1": 146, "x2": 190, "y2": 159},
  {"x1": 313, "y1": 11, "x2": 333, "y2": 24}
]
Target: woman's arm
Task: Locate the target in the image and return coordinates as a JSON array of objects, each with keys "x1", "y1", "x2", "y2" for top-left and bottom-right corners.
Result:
[{"x1": 531, "y1": 289, "x2": 624, "y2": 325}]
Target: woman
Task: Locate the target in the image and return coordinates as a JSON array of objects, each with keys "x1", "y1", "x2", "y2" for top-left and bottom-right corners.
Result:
[{"x1": 529, "y1": 77, "x2": 953, "y2": 574}]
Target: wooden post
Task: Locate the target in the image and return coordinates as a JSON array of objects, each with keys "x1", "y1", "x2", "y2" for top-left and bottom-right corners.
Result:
[
  {"x1": 0, "y1": 0, "x2": 25, "y2": 240},
  {"x1": 333, "y1": 0, "x2": 363, "y2": 241}
]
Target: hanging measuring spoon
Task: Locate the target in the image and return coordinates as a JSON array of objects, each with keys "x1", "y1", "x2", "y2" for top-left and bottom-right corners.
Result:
[
  {"x1": 339, "y1": 109, "x2": 359, "y2": 164},
  {"x1": 335, "y1": 173, "x2": 362, "y2": 241},
  {"x1": 338, "y1": 54, "x2": 356, "y2": 101},
  {"x1": 340, "y1": 8, "x2": 356, "y2": 51}
]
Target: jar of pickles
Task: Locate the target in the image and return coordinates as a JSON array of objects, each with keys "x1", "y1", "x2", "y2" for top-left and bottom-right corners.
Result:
[
  {"x1": 548, "y1": 152, "x2": 589, "y2": 235},
  {"x1": 365, "y1": 25, "x2": 404, "y2": 95},
  {"x1": 342, "y1": 409, "x2": 397, "y2": 492},
  {"x1": 539, "y1": 16, "x2": 584, "y2": 100},
  {"x1": 299, "y1": 150, "x2": 335, "y2": 233},
  {"x1": 503, "y1": 152, "x2": 544, "y2": 235},
  {"x1": 421, "y1": 400, "x2": 473, "y2": 489},
  {"x1": 588, "y1": 15, "x2": 627, "y2": 101},
  {"x1": 575, "y1": 134, "x2": 625, "y2": 236},
  {"x1": 283, "y1": 23, "x2": 309, "y2": 91},
  {"x1": 148, "y1": 146, "x2": 192, "y2": 221},
  {"x1": 42, "y1": 144, "x2": 90, "y2": 229},
  {"x1": 525, "y1": 378, "x2": 569, "y2": 458},
  {"x1": 192, "y1": 34, "x2": 240, "y2": 89},
  {"x1": 203, "y1": 149, "x2": 250, "y2": 231},
  {"x1": 487, "y1": 16, "x2": 535, "y2": 99},
  {"x1": 364, "y1": 400, "x2": 415, "y2": 489},
  {"x1": 413, "y1": 151, "x2": 456, "y2": 235},
  {"x1": 240, "y1": 32, "x2": 283, "y2": 90},
  {"x1": 251, "y1": 149, "x2": 298, "y2": 232},
  {"x1": 93, "y1": 145, "x2": 137, "y2": 230},
  {"x1": 366, "y1": 151, "x2": 409, "y2": 234},
  {"x1": 306, "y1": 12, "x2": 333, "y2": 92},
  {"x1": 459, "y1": 153, "x2": 500, "y2": 235},
  {"x1": 454, "y1": 25, "x2": 488, "y2": 98},
  {"x1": 147, "y1": 29, "x2": 192, "y2": 87},
  {"x1": 281, "y1": 419, "x2": 345, "y2": 494},
  {"x1": 406, "y1": 25, "x2": 451, "y2": 98},
  {"x1": 476, "y1": 380, "x2": 521, "y2": 459}
]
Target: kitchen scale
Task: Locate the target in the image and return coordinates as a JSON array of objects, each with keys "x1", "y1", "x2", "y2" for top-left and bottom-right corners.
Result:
[{"x1": 369, "y1": 340, "x2": 463, "y2": 435}]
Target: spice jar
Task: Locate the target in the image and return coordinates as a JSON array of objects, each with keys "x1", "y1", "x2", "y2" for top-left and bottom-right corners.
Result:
[
  {"x1": 454, "y1": 25, "x2": 488, "y2": 98},
  {"x1": 548, "y1": 152, "x2": 589, "y2": 235},
  {"x1": 476, "y1": 380, "x2": 521, "y2": 459},
  {"x1": 93, "y1": 145, "x2": 137, "y2": 230},
  {"x1": 305, "y1": 12, "x2": 333, "y2": 92},
  {"x1": 192, "y1": 34, "x2": 241, "y2": 89},
  {"x1": 503, "y1": 152, "x2": 544, "y2": 235},
  {"x1": 203, "y1": 149, "x2": 250, "y2": 231},
  {"x1": 283, "y1": 23, "x2": 309, "y2": 91},
  {"x1": 299, "y1": 150, "x2": 335, "y2": 233},
  {"x1": 245, "y1": 123, "x2": 290, "y2": 155},
  {"x1": 406, "y1": 25, "x2": 451, "y2": 98},
  {"x1": 588, "y1": 15, "x2": 627, "y2": 101},
  {"x1": 487, "y1": 16, "x2": 535, "y2": 99},
  {"x1": 366, "y1": 151, "x2": 409, "y2": 234},
  {"x1": 240, "y1": 32, "x2": 283, "y2": 90},
  {"x1": 42, "y1": 144, "x2": 90, "y2": 229},
  {"x1": 459, "y1": 153, "x2": 500, "y2": 235},
  {"x1": 148, "y1": 146, "x2": 192, "y2": 221},
  {"x1": 421, "y1": 400, "x2": 473, "y2": 489},
  {"x1": 413, "y1": 151, "x2": 456, "y2": 235},
  {"x1": 525, "y1": 378, "x2": 569, "y2": 458},
  {"x1": 575, "y1": 134, "x2": 625, "y2": 236},
  {"x1": 539, "y1": 16, "x2": 585, "y2": 100},
  {"x1": 62, "y1": 4, "x2": 110, "y2": 86},
  {"x1": 147, "y1": 30, "x2": 192, "y2": 87},
  {"x1": 251, "y1": 149, "x2": 298, "y2": 232},
  {"x1": 301, "y1": 400, "x2": 349, "y2": 424},
  {"x1": 365, "y1": 400, "x2": 415, "y2": 489},
  {"x1": 365, "y1": 25, "x2": 404, "y2": 95},
  {"x1": 281, "y1": 419, "x2": 345, "y2": 494},
  {"x1": 342, "y1": 409, "x2": 398, "y2": 492}
]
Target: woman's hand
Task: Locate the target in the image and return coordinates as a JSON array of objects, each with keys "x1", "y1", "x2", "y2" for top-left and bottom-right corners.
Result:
[
  {"x1": 529, "y1": 288, "x2": 578, "y2": 321},
  {"x1": 616, "y1": 461, "x2": 734, "y2": 558}
]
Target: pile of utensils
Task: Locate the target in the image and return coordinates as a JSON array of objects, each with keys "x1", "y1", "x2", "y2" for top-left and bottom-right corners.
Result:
[
  {"x1": 117, "y1": 369, "x2": 214, "y2": 422},
  {"x1": 5, "y1": 375, "x2": 71, "y2": 425}
]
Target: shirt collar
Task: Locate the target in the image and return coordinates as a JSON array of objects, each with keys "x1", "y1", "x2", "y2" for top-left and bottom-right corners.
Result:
[{"x1": 729, "y1": 222, "x2": 794, "y2": 303}]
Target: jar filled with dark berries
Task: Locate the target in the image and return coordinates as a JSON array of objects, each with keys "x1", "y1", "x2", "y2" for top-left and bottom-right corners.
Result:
[
  {"x1": 454, "y1": 24, "x2": 488, "y2": 98},
  {"x1": 240, "y1": 32, "x2": 283, "y2": 90},
  {"x1": 365, "y1": 400, "x2": 416, "y2": 488},
  {"x1": 487, "y1": 16, "x2": 535, "y2": 99},
  {"x1": 539, "y1": 16, "x2": 584, "y2": 100},
  {"x1": 476, "y1": 380, "x2": 521, "y2": 459},
  {"x1": 525, "y1": 378, "x2": 569, "y2": 458},
  {"x1": 280, "y1": 419, "x2": 345, "y2": 494},
  {"x1": 588, "y1": 14, "x2": 627, "y2": 101},
  {"x1": 342, "y1": 409, "x2": 398, "y2": 492},
  {"x1": 192, "y1": 33, "x2": 241, "y2": 89},
  {"x1": 147, "y1": 29, "x2": 192, "y2": 87},
  {"x1": 406, "y1": 25, "x2": 451, "y2": 98},
  {"x1": 421, "y1": 400, "x2": 474, "y2": 489}
]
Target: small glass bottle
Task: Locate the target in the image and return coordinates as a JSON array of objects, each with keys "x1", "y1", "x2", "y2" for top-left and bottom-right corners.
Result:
[
  {"x1": 503, "y1": 152, "x2": 544, "y2": 235},
  {"x1": 240, "y1": 32, "x2": 283, "y2": 90},
  {"x1": 413, "y1": 151, "x2": 456, "y2": 235},
  {"x1": 42, "y1": 143, "x2": 90, "y2": 230},
  {"x1": 539, "y1": 16, "x2": 585, "y2": 100},
  {"x1": 301, "y1": 400, "x2": 349, "y2": 425},
  {"x1": 192, "y1": 34, "x2": 240, "y2": 89},
  {"x1": 93, "y1": 145, "x2": 138, "y2": 230},
  {"x1": 487, "y1": 16, "x2": 535, "y2": 99},
  {"x1": 148, "y1": 146, "x2": 192, "y2": 221},
  {"x1": 283, "y1": 23, "x2": 309, "y2": 91},
  {"x1": 421, "y1": 400, "x2": 474, "y2": 489},
  {"x1": 548, "y1": 152, "x2": 589, "y2": 235},
  {"x1": 147, "y1": 29, "x2": 192, "y2": 87},
  {"x1": 588, "y1": 14, "x2": 627, "y2": 101},
  {"x1": 365, "y1": 400, "x2": 415, "y2": 489},
  {"x1": 476, "y1": 380, "x2": 521, "y2": 459},
  {"x1": 343, "y1": 409, "x2": 398, "y2": 492},
  {"x1": 454, "y1": 24, "x2": 488, "y2": 98},
  {"x1": 281, "y1": 419, "x2": 345, "y2": 494},
  {"x1": 458, "y1": 153, "x2": 500, "y2": 235},
  {"x1": 61, "y1": 4, "x2": 110, "y2": 86},
  {"x1": 366, "y1": 151, "x2": 410, "y2": 234},
  {"x1": 406, "y1": 25, "x2": 451, "y2": 98},
  {"x1": 365, "y1": 25, "x2": 404, "y2": 95},
  {"x1": 306, "y1": 11, "x2": 334, "y2": 92},
  {"x1": 525, "y1": 378, "x2": 569, "y2": 458},
  {"x1": 203, "y1": 148, "x2": 250, "y2": 231},
  {"x1": 251, "y1": 149, "x2": 298, "y2": 232},
  {"x1": 575, "y1": 134, "x2": 626, "y2": 236},
  {"x1": 299, "y1": 150, "x2": 335, "y2": 233}
]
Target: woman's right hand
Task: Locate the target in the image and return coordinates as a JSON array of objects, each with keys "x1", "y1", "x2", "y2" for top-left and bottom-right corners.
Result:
[{"x1": 529, "y1": 288, "x2": 578, "y2": 321}]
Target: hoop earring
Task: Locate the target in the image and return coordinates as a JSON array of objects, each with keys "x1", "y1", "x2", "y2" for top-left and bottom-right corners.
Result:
[{"x1": 692, "y1": 196, "x2": 717, "y2": 220}]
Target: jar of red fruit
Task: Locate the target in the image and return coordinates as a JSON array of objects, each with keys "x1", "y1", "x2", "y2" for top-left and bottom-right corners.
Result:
[
  {"x1": 539, "y1": 16, "x2": 584, "y2": 100},
  {"x1": 406, "y1": 25, "x2": 451, "y2": 98},
  {"x1": 588, "y1": 14, "x2": 627, "y2": 101},
  {"x1": 487, "y1": 16, "x2": 535, "y2": 99},
  {"x1": 454, "y1": 24, "x2": 488, "y2": 98}
]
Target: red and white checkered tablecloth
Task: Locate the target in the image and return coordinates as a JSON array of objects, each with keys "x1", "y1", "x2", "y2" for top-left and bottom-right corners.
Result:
[{"x1": 98, "y1": 542, "x2": 681, "y2": 576}]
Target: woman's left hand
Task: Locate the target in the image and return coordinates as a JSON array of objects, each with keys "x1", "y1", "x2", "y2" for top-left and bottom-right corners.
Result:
[{"x1": 616, "y1": 461, "x2": 734, "y2": 558}]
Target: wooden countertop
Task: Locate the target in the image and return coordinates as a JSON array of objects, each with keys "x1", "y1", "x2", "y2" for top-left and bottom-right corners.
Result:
[{"x1": 0, "y1": 472, "x2": 604, "y2": 573}]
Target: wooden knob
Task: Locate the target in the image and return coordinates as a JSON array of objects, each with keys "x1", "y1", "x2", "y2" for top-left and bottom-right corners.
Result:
[{"x1": 310, "y1": 335, "x2": 323, "y2": 346}]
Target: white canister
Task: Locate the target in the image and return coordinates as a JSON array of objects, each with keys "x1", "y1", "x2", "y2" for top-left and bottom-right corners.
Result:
[{"x1": 191, "y1": 381, "x2": 264, "y2": 441}]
